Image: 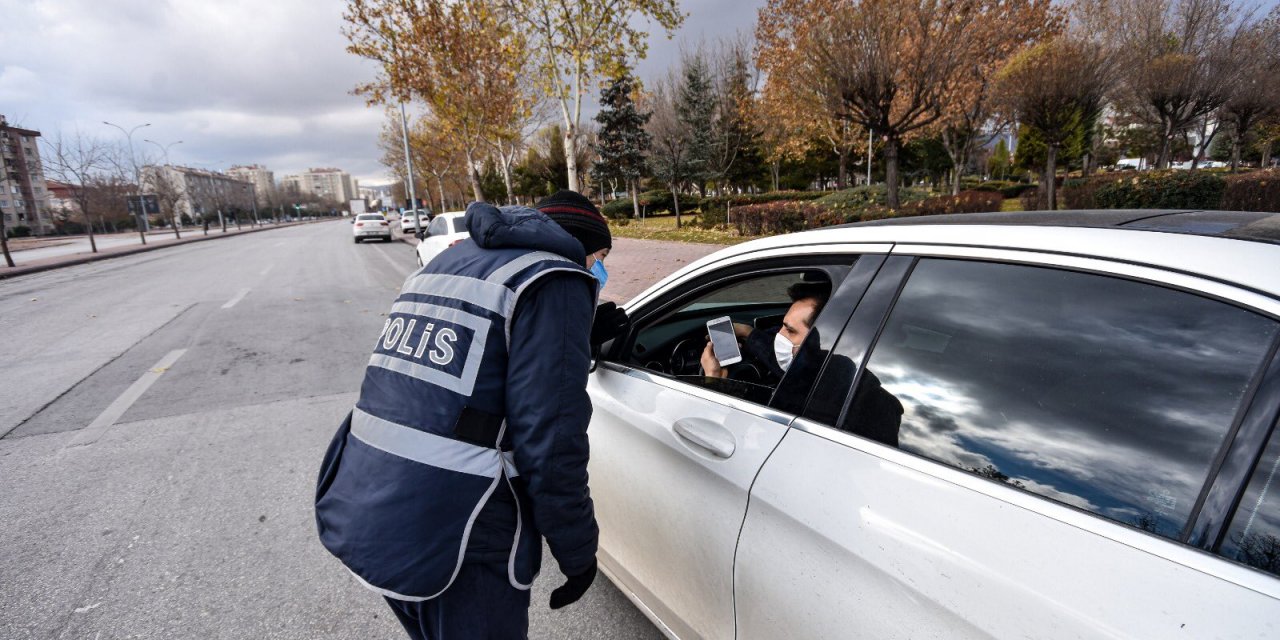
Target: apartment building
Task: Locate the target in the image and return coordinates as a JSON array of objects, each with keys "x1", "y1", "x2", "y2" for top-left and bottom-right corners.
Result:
[
  {"x1": 279, "y1": 167, "x2": 358, "y2": 203},
  {"x1": 226, "y1": 164, "x2": 275, "y2": 207},
  {"x1": 1, "y1": 115, "x2": 54, "y2": 235},
  {"x1": 141, "y1": 165, "x2": 255, "y2": 223}
]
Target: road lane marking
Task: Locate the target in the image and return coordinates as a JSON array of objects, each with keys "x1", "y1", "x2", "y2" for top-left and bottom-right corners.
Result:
[
  {"x1": 221, "y1": 288, "x2": 251, "y2": 309},
  {"x1": 260, "y1": 264, "x2": 274, "y2": 276},
  {"x1": 61, "y1": 349, "x2": 187, "y2": 450},
  {"x1": 372, "y1": 244, "x2": 413, "y2": 279}
]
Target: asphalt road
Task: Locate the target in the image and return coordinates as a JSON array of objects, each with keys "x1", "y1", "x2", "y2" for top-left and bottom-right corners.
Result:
[{"x1": 0, "y1": 221, "x2": 674, "y2": 639}]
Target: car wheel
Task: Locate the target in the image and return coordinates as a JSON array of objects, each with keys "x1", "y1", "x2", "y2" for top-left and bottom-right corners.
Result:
[{"x1": 354, "y1": 237, "x2": 361, "y2": 243}]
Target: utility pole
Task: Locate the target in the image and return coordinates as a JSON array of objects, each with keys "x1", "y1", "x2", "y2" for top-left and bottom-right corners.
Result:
[
  {"x1": 399, "y1": 101, "x2": 418, "y2": 215},
  {"x1": 104, "y1": 120, "x2": 151, "y2": 243},
  {"x1": 867, "y1": 128, "x2": 873, "y2": 187}
]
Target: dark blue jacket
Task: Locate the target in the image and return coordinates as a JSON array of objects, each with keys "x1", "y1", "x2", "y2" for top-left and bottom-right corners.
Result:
[{"x1": 316, "y1": 202, "x2": 599, "y2": 600}]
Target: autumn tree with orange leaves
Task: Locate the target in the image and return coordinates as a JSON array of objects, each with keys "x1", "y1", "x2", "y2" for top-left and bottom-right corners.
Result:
[
  {"x1": 757, "y1": 0, "x2": 1061, "y2": 207},
  {"x1": 343, "y1": 0, "x2": 527, "y2": 202}
]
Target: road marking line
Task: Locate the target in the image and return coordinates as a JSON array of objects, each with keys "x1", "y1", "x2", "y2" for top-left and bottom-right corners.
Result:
[
  {"x1": 222, "y1": 288, "x2": 251, "y2": 309},
  {"x1": 61, "y1": 349, "x2": 187, "y2": 450},
  {"x1": 372, "y1": 244, "x2": 413, "y2": 278},
  {"x1": 260, "y1": 264, "x2": 274, "y2": 276}
]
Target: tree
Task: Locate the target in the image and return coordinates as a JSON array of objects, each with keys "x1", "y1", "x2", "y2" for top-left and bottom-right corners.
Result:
[
  {"x1": 988, "y1": 138, "x2": 1013, "y2": 180},
  {"x1": 343, "y1": 0, "x2": 528, "y2": 202},
  {"x1": 41, "y1": 132, "x2": 112, "y2": 252},
  {"x1": 758, "y1": 0, "x2": 1061, "y2": 207},
  {"x1": 709, "y1": 37, "x2": 765, "y2": 193},
  {"x1": 1218, "y1": 9, "x2": 1280, "y2": 171},
  {"x1": 677, "y1": 50, "x2": 716, "y2": 196},
  {"x1": 648, "y1": 71, "x2": 694, "y2": 227},
  {"x1": 592, "y1": 73, "x2": 652, "y2": 218},
  {"x1": 997, "y1": 36, "x2": 1114, "y2": 209},
  {"x1": 1109, "y1": 0, "x2": 1258, "y2": 168},
  {"x1": 495, "y1": 0, "x2": 684, "y2": 192}
]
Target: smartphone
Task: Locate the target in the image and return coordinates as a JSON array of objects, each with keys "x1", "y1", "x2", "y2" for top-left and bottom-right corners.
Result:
[{"x1": 706, "y1": 316, "x2": 742, "y2": 366}]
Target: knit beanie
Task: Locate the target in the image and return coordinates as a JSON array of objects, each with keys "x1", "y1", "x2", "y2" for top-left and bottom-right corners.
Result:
[{"x1": 535, "y1": 190, "x2": 612, "y2": 256}]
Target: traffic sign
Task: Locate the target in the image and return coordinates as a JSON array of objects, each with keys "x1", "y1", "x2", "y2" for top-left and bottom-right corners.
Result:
[{"x1": 125, "y1": 195, "x2": 160, "y2": 215}]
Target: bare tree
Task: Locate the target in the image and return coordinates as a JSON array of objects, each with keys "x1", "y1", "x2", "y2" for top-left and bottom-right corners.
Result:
[
  {"x1": 647, "y1": 71, "x2": 694, "y2": 227},
  {"x1": 41, "y1": 131, "x2": 113, "y2": 253},
  {"x1": 141, "y1": 165, "x2": 185, "y2": 238},
  {"x1": 1111, "y1": 0, "x2": 1258, "y2": 168},
  {"x1": 1218, "y1": 9, "x2": 1280, "y2": 171}
]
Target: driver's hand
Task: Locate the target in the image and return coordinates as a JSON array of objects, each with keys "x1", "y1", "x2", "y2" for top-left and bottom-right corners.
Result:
[{"x1": 701, "y1": 341, "x2": 728, "y2": 379}]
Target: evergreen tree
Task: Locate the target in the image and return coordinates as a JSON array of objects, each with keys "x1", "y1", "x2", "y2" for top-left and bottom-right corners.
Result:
[
  {"x1": 988, "y1": 139, "x2": 1012, "y2": 180},
  {"x1": 592, "y1": 73, "x2": 652, "y2": 218},
  {"x1": 677, "y1": 52, "x2": 716, "y2": 196}
]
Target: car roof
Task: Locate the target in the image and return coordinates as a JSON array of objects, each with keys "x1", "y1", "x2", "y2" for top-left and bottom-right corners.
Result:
[
  {"x1": 666, "y1": 209, "x2": 1280, "y2": 300},
  {"x1": 846, "y1": 209, "x2": 1280, "y2": 246}
]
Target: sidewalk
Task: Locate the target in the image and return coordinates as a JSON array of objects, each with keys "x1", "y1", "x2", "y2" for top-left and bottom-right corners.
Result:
[{"x1": 0, "y1": 221, "x2": 329, "y2": 280}]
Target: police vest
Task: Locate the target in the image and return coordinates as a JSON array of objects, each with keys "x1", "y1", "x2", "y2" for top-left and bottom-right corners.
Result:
[{"x1": 315, "y1": 244, "x2": 595, "y2": 601}]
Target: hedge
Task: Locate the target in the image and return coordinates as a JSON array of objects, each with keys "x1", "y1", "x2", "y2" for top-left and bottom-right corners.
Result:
[
  {"x1": 855, "y1": 191, "x2": 1004, "y2": 221},
  {"x1": 813, "y1": 185, "x2": 929, "y2": 211},
  {"x1": 1220, "y1": 170, "x2": 1280, "y2": 213},
  {"x1": 701, "y1": 191, "x2": 826, "y2": 210},
  {"x1": 634, "y1": 189, "x2": 701, "y2": 215},
  {"x1": 7, "y1": 225, "x2": 32, "y2": 238},
  {"x1": 601, "y1": 198, "x2": 635, "y2": 220},
  {"x1": 731, "y1": 202, "x2": 844, "y2": 236},
  {"x1": 1095, "y1": 171, "x2": 1226, "y2": 209},
  {"x1": 966, "y1": 180, "x2": 1037, "y2": 199}
]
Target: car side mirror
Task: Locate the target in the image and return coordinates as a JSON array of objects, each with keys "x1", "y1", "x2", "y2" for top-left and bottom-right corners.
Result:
[{"x1": 415, "y1": 229, "x2": 426, "y2": 240}]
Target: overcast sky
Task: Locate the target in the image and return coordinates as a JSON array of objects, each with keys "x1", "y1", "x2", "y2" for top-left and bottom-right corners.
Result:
[{"x1": 0, "y1": 0, "x2": 762, "y2": 186}]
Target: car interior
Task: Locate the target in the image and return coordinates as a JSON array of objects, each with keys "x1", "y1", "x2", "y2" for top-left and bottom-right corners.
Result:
[{"x1": 619, "y1": 269, "x2": 837, "y2": 406}]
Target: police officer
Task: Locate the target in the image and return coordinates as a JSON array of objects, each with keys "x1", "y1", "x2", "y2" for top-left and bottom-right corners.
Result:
[{"x1": 316, "y1": 190, "x2": 627, "y2": 639}]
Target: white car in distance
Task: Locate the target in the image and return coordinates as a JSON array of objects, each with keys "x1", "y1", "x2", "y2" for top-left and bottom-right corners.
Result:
[
  {"x1": 399, "y1": 210, "x2": 431, "y2": 234},
  {"x1": 351, "y1": 213, "x2": 391, "y2": 243},
  {"x1": 414, "y1": 211, "x2": 468, "y2": 267}
]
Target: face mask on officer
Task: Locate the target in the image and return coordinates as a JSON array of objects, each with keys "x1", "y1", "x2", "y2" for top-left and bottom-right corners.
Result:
[{"x1": 586, "y1": 249, "x2": 609, "y2": 292}]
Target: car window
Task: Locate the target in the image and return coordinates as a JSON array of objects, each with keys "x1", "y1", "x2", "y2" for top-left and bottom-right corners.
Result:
[
  {"x1": 836, "y1": 258, "x2": 1278, "y2": 540},
  {"x1": 452, "y1": 217, "x2": 467, "y2": 233},
  {"x1": 625, "y1": 270, "x2": 838, "y2": 406},
  {"x1": 357, "y1": 214, "x2": 382, "y2": 221},
  {"x1": 1219, "y1": 426, "x2": 1280, "y2": 577},
  {"x1": 427, "y1": 217, "x2": 448, "y2": 236}
]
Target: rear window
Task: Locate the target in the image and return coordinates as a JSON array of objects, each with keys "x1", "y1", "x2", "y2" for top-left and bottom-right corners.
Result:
[
  {"x1": 452, "y1": 217, "x2": 467, "y2": 233},
  {"x1": 358, "y1": 214, "x2": 383, "y2": 221},
  {"x1": 841, "y1": 259, "x2": 1278, "y2": 539}
]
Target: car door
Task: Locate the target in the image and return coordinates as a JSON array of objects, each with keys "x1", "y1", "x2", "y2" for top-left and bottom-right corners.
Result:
[
  {"x1": 587, "y1": 250, "x2": 887, "y2": 639},
  {"x1": 734, "y1": 249, "x2": 1280, "y2": 638}
]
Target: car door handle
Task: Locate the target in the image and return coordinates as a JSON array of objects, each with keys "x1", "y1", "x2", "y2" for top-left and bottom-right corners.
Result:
[{"x1": 673, "y1": 418, "x2": 736, "y2": 459}]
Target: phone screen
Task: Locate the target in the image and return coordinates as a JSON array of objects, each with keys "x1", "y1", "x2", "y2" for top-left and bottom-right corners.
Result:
[{"x1": 707, "y1": 316, "x2": 742, "y2": 366}]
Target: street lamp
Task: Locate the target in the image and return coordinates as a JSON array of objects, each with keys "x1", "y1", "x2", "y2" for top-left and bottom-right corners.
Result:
[
  {"x1": 103, "y1": 120, "x2": 151, "y2": 241},
  {"x1": 143, "y1": 139, "x2": 184, "y2": 238}
]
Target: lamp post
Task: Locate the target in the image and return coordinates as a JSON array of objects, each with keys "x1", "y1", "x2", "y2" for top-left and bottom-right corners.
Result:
[
  {"x1": 103, "y1": 120, "x2": 151, "y2": 242},
  {"x1": 143, "y1": 139, "x2": 184, "y2": 238}
]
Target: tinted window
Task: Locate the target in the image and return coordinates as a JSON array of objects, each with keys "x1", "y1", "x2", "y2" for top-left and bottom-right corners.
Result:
[
  {"x1": 1220, "y1": 426, "x2": 1280, "y2": 577},
  {"x1": 843, "y1": 259, "x2": 1277, "y2": 539},
  {"x1": 357, "y1": 214, "x2": 383, "y2": 221},
  {"x1": 427, "y1": 217, "x2": 448, "y2": 236},
  {"x1": 452, "y1": 217, "x2": 467, "y2": 233}
]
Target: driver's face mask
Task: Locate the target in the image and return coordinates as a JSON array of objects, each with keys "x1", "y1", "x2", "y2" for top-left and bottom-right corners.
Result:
[
  {"x1": 590, "y1": 259, "x2": 608, "y2": 293},
  {"x1": 773, "y1": 332, "x2": 797, "y2": 371}
]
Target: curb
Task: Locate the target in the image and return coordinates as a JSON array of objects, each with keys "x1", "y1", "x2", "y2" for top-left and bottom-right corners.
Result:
[{"x1": 0, "y1": 220, "x2": 333, "y2": 280}]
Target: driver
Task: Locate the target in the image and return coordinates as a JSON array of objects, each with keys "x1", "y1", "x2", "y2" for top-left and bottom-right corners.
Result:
[{"x1": 700, "y1": 281, "x2": 831, "y2": 382}]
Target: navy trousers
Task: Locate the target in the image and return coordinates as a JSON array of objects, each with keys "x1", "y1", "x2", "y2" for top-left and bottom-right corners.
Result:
[{"x1": 384, "y1": 563, "x2": 531, "y2": 640}]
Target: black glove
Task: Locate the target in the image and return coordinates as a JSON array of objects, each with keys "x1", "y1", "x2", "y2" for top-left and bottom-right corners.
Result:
[
  {"x1": 549, "y1": 559, "x2": 597, "y2": 610},
  {"x1": 590, "y1": 302, "x2": 630, "y2": 347}
]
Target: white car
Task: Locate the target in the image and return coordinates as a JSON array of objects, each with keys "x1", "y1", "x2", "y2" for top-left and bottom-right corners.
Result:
[
  {"x1": 351, "y1": 213, "x2": 391, "y2": 243},
  {"x1": 414, "y1": 211, "x2": 468, "y2": 267},
  {"x1": 400, "y1": 210, "x2": 431, "y2": 234},
  {"x1": 588, "y1": 209, "x2": 1280, "y2": 639}
]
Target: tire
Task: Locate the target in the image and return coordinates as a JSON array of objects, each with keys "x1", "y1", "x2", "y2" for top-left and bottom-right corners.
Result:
[{"x1": 354, "y1": 237, "x2": 361, "y2": 243}]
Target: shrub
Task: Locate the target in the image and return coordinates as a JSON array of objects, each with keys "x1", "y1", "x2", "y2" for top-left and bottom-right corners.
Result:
[
  {"x1": 7, "y1": 225, "x2": 32, "y2": 238},
  {"x1": 601, "y1": 198, "x2": 634, "y2": 220},
  {"x1": 855, "y1": 190, "x2": 1003, "y2": 221},
  {"x1": 1060, "y1": 175, "x2": 1122, "y2": 210},
  {"x1": 1220, "y1": 170, "x2": 1280, "y2": 213},
  {"x1": 701, "y1": 191, "x2": 826, "y2": 210},
  {"x1": 814, "y1": 185, "x2": 931, "y2": 212},
  {"x1": 1095, "y1": 170, "x2": 1225, "y2": 209},
  {"x1": 635, "y1": 190, "x2": 700, "y2": 215},
  {"x1": 732, "y1": 201, "x2": 835, "y2": 236}
]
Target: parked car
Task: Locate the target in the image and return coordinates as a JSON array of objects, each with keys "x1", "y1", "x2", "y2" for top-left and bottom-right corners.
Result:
[
  {"x1": 351, "y1": 213, "x2": 391, "y2": 243},
  {"x1": 414, "y1": 211, "x2": 468, "y2": 267},
  {"x1": 400, "y1": 210, "x2": 431, "y2": 234},
  {"x1": 587, "y1": 209, "x2": 1280, "y2": 639}
]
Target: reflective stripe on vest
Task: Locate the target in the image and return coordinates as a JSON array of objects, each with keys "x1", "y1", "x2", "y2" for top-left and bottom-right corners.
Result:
[{"x1": 350, "y1": 408, "x2": 518, "y2": 478}]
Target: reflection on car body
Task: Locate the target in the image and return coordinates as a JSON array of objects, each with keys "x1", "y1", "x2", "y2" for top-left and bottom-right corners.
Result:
[{"x1": 586, "y1": 209, "x2": 1280, "y2": 639}]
